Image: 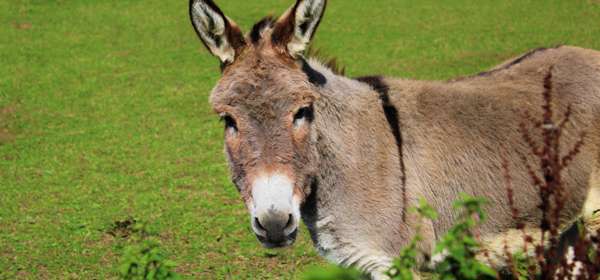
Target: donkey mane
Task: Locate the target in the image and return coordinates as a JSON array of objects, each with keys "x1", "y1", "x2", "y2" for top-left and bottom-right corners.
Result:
[
  {"x1": 450, "y1": 45, "x2": 563, "y2": 82},
  {"x1": 305, "y1": 43, "x2": 562, "y2": 84},
  {"x1": 305, "y1": 46, "x2": 346, "y2": 75},
  {"x1": 304, "y1": 43, "x2": 559, "y2": 90}
]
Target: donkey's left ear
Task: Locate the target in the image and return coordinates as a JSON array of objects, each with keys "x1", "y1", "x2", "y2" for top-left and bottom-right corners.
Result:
[
  {"x1": 272, "y1": 0, "x2": 327, "y2": 58},
  {"x1": 189, "y1": 0, "x2": 246, "y2": 65}
]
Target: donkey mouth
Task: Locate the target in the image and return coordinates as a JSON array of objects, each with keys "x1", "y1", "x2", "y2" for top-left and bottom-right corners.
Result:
[{"x1": 256, "y1": 229, "x2": 298, "y2": 248}]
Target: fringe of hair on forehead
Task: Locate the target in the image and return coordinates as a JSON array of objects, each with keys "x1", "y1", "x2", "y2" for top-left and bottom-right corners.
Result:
[
  {"x1": 250, "y1": 16, "x2": 275, "y2": 45},
  {"x1": 249, "y1": 17, "x2": 345, "y2": 76}
]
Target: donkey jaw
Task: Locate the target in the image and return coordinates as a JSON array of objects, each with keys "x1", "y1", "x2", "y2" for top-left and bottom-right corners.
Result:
[
  {"x1": 249, "y1": 173, "x2": 302, "y2": 247},
  {"x1": 256, "y1": 229, "x2": 298, "y2": 248}
]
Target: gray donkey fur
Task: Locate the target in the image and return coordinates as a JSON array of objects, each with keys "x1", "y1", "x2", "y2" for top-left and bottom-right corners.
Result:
[{"x1": 189, "y1": 0, "x2": 600, "y2": 278}]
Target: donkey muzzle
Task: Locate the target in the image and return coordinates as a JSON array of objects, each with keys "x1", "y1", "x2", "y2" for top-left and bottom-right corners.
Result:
[
  {"x1": 253, "y1": 212, "x2": 298, "y2": 247},
  {"x1": 250, "y1": 173, "x2": 301, "y2": 248}
]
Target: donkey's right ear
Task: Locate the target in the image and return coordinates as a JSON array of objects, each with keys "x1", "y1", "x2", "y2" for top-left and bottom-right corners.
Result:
[{"x1": 189, "y1": 0, "x2": 246, "y2": 65}]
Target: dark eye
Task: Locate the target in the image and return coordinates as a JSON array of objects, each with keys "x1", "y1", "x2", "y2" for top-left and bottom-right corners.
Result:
[
  {"x1": 293, "y1": 106, "x2": 314, "y2": 127},
  {"x1": 221, "y1": 115, "x2": 237, "y2": 132}
]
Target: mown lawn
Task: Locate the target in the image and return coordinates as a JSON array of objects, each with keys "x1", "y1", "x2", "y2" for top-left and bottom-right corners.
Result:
[{"x1": 1, "y1": 0, "x2": 600, "y2": 279}]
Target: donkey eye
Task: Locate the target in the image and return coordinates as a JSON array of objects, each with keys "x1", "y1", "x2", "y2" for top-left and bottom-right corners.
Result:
[
  {"x1": 293, "y1": 106, "x2": 314, "y2": 127},
  {"x1": 221, "y1": 115, "x2": 237, "y2": 132}
]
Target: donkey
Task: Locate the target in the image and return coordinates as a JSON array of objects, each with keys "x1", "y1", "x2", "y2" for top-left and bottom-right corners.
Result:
[{"x1": 189, "y1": 0, "x2": 600, "y2": 278}]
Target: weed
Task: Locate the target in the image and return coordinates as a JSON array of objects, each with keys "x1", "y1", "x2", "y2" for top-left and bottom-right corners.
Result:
[
  {"x1": 117, "y1": 221, "x2": 180, "y2": 280},
  {"x1": 430, "y1": 195, "x2": 497, "y2": 280},
  {"x1": 502, "y1": 68, "x2": 600, "y2": 280}
]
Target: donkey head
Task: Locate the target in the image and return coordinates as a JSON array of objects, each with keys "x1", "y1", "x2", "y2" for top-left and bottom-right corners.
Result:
[{"x1": 190, "y1": 0, "x2": 327, "y2": 248}]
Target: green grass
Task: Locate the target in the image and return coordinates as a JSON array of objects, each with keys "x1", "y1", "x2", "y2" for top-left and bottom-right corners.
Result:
[{"x1": 1, "y1": 0, "x2": 600, "y2": 279}]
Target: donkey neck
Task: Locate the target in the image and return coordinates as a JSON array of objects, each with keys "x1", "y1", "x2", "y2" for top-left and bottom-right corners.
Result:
[{"x1": 300, "y1": 59, "x2": 409, "y2": 252}]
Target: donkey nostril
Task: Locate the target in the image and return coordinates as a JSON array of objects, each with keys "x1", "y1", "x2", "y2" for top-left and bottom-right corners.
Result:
[
  {"x1": 285, "y1": 214, "x2": 294, "y2": 229},
  {"x1": 254, "y1": 217, "x2": 266, "y2": 232}
]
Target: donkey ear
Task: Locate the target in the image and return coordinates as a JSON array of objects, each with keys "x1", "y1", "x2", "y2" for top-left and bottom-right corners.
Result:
[
  {"x1": 189, "y1": 0, "x2": 246, "y2": 65},
  {"x1": 272, "y1": 0, "x2": 327, "y2": 58}
]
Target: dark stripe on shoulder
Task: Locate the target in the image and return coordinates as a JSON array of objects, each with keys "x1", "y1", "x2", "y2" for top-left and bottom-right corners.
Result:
[
  {"x1": 356, "y1": 75, "x2": 408, "y2": 220},
  {"x1": 355, "y1": 75, "x2": 389, "y2": 95}
]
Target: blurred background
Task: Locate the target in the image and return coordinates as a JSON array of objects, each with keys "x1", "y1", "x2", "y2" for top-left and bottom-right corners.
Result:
[{"x1": 1, "y1": 0, "x2": 600, "y2": 278}]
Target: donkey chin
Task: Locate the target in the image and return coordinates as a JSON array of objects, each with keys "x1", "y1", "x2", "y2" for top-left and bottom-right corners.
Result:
[{"x1": 247, "y1": 173, "x2": 302, "y2": 248}]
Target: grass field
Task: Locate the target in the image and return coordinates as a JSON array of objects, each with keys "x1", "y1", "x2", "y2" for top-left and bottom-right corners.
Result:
[{"x1": 2, "y1": 0, "x2": 600, "y2": 279}]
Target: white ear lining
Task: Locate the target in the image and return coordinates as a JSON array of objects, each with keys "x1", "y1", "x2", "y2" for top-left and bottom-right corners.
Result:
[
  {"x1": 191, "y1": 1, "x2": 236, "y2": 64},
  {"x1": 287, "y1": 0, "x2": 326, "y2": 58}
]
